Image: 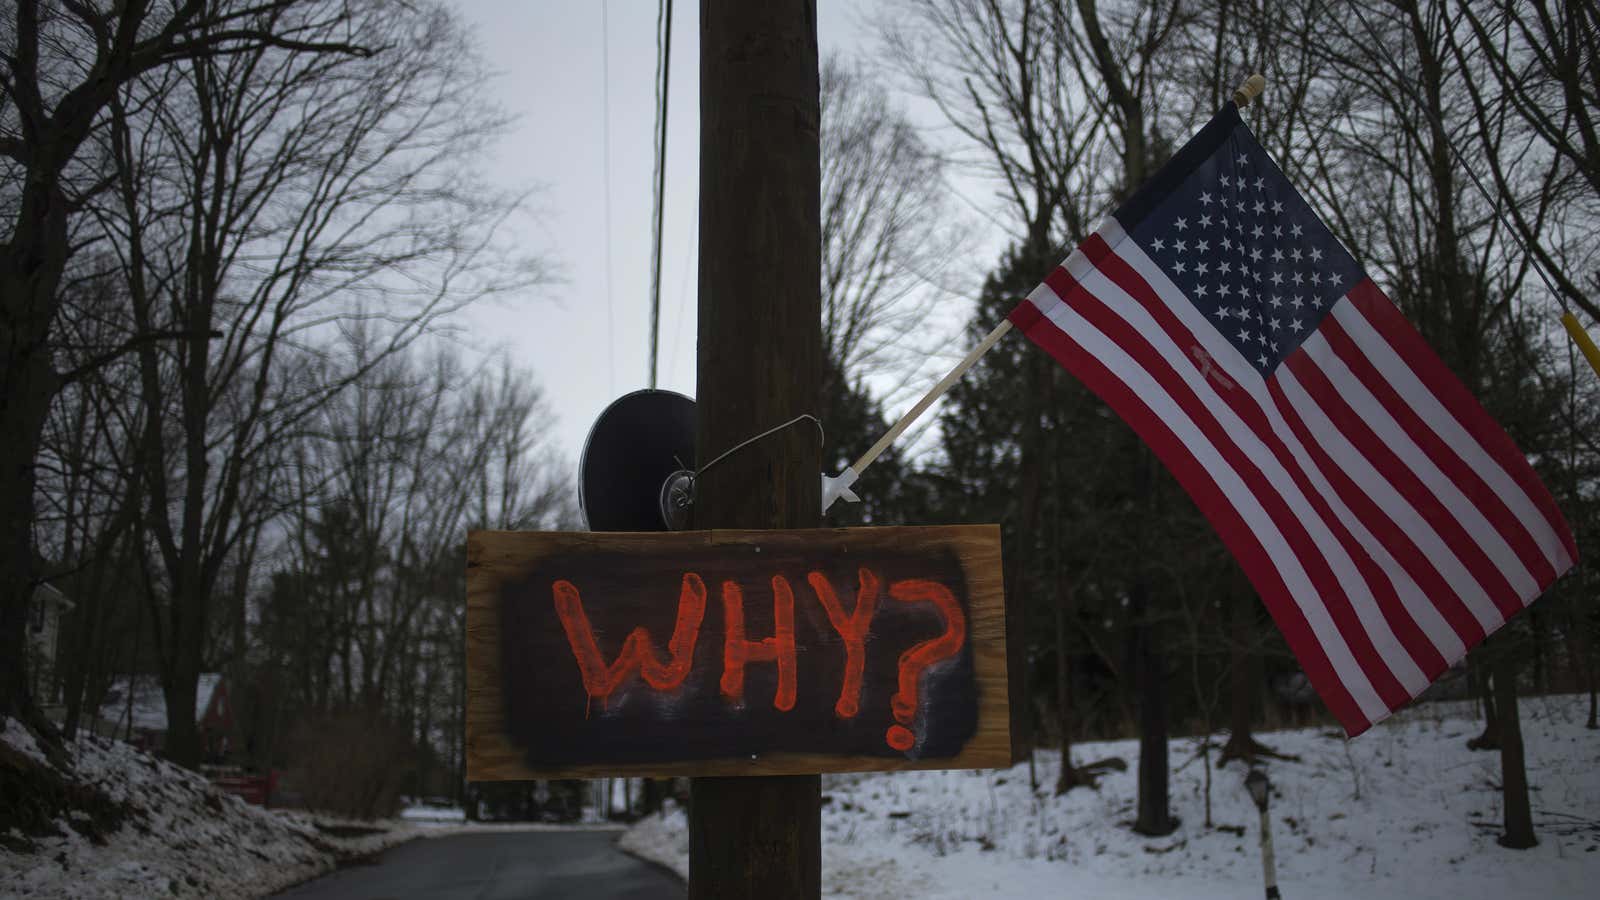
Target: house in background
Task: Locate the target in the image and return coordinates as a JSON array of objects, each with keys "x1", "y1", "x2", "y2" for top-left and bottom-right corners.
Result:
[
  {"x1": 97, "y1": 673, "x2": 234, "y2": 760},
  {"x1": 27, "y1": 583, "x2": 74, "y2": 708}
]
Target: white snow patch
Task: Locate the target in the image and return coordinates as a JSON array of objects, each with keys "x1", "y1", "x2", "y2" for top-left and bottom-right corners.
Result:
[
  {"x1": 0, "y1": 726, "x2": 418, "y2": 899},
  {"x1": 2, "y1": 718, "x2": 49, "y2": 766},
  {"x1": 400, "y1": 802, "x2": 466, "y2": 823},
  {"x1": 621, "y1": 695, "x2": 1600, "y2": 898}
]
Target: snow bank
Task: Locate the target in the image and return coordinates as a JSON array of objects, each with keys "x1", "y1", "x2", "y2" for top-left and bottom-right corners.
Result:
[
  {"x1": 400, "y1": 802, "x2": 466, "y2": 823},
  {"x1": 621, "y1": 695, "x2": 1600, "y2": 899},
  {"x1": 2, "y1": 717, "x2": 50, "y2": 767},
  {"x1": 0, "y1": 726, "x2": 417, "y2": 899}
]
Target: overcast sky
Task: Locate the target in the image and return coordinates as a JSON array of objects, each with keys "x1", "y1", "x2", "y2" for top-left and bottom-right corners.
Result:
[{"x1": 452, "y1": 1, "x2": 927, "y2": 471}]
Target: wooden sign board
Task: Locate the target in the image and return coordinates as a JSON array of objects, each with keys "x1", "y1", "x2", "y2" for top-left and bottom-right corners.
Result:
[{"x1": 466, "y1": 525, "x2": 1009, "y2": 779}]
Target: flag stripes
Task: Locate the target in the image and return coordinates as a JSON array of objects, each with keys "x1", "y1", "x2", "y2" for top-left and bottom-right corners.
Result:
[{"x1": 1010, "y1": 219, "x2": 1572, "y2": 735}]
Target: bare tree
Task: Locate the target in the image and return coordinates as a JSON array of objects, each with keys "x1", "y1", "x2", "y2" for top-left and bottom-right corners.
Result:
[
  {"x1": 0, "y1": 0, "x2": 378, "y2": 740},
  {"x1": 89, "y1": 0, "x2": 541, "y2": 767},
  {"x1": 1439, "y1": 0, "x2": 1600, "y2": 325},
  {"x1": 264, "y1": 338, "x2": 570, "y2": 799},
  {"x1": 819, "y1": 54, "x2": 968, "y2": 395}
]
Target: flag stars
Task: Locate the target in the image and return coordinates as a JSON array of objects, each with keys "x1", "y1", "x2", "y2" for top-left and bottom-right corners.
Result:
[
  {"x1": 1271, "y1": 271, "x2": 1284, "y2": 286},
  {"x1": 1199, "y1": 214, "x2": 1213, "y2": 228},
  {"x1": 1250, "y1": 247, "x2": 1263, "y2": 262},
  {"x1": 1194, "y1": 282, "x2": 1210, "y2": 297},
  {"x1": 1254, "y1": 176, "x2": 1266, "y2": 190},
  {"x1": 1216, "y1": 306, "x2": 1231, "y2": 319},
  {"x1": 1200, "y1": 191, "x2": 1214, "y2": 206},
  {"x1": 1175, "y1": 217, "x2": 1190, "y2": 232},
  {"x1": 1251, "y1": 224, "x2": 1265, "y2": 239},
  {"x1": 1258, "y1": 354, "x2": 1268, "y2": 367},
  {"x1": 1292, "y1": 271, "x2": 1304, "y2": 286},
  {"x1": 1175, "y1": 239, "x2": 1188, "y2": 253},
  {"x1": 1221, "y1": 236, "x2": 1233, "y2": 251},
  {"x1": 1152, "y1": 237, "x2": 1166, "y2": 252},
  {"x1": 1271, "y1": 248, "x2": 1284, "y2": 262},
  {"x1": 1311, "y1": 271, "x2": 1323, "y2": 286},
  {"x1": 1269, "y1": 317, "x2": 1281, "y2": 330},
  {"x1": 1291, "y1": 295, "x2": 1304, "y2": 309},
  {"x1": 1220, "y1": 174, "x2": 1232, "y2": 187},
  {"x1": 1291, "y1": 223, "x2": 1304, "y2": 237},
  {"x1": 1309, "y1": 247, "x2": 1324, "y2": 262},
  {"x1": 1253, "y1": 200, "x2": 1266, "y2": 215},
  {"x1": 1173, "y1": 260, "x2": 1188, "y2": 274},
  {"x1": 1269, "y1": 294, "x2": 1284, "y2": 308},
  {"x1": 1219, "y1": 282, "x2": 1233, "y2": 298},
  {"x1": 1219, "y1": 260, "x2": 1233, "y2": 275},
  {"x1": 1290, "y1": 248, "x2": 1303, "y2": 262},
  {"x1": 1272, "y1": 225, "x2": 1283, "y2": 238},
  {"x1": 1237, "y1": 153, "x2": 1249, "y2": 167},
  {"x1": 1271, "y1": 200, "x2": 1284, "y2": 214},
  {"x1": 1196, "y1": 239, "x2": 1210, "y2": 253},
  {"x1": 1239, "y1": 329, "x2": 1251, "y2": 343},
  {"x1": 1291, "y1": 318, "x2": 1304, "y2": 332}
]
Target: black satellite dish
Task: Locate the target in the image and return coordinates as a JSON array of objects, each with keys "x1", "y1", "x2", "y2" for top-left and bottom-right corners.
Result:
[{"x1": 579, "y1": 389, "x2": 696, "y2": 531}]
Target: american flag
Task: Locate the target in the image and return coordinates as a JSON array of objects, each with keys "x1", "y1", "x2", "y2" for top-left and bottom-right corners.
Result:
[{"x1": 1009, "y1": 103, "x2": 1577, "y2": 736}]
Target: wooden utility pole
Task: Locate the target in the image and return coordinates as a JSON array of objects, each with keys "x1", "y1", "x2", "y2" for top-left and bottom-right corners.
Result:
[{"x1": 690, "y1": 1, "x2": 821, "y2": 897}]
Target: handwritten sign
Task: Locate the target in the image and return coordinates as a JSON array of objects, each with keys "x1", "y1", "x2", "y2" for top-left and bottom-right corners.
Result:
[{"x1": 466, "y1": 525, "x2": 1010, "y2": 779}]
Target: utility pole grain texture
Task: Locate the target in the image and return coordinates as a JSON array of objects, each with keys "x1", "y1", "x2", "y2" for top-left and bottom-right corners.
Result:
[{"x1": 690, "y1": 1, "x2": 822, "y2": 898}]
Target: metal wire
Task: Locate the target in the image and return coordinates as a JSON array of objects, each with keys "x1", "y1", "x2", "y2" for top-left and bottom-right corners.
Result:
[{"x1": 648, "y1": 0, "x2": 674, "y2": 388}]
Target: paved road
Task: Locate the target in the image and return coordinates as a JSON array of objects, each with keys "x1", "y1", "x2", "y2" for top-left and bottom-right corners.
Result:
[{"x1": 275, "y1": 829, "x2": 684, "y2": 900}]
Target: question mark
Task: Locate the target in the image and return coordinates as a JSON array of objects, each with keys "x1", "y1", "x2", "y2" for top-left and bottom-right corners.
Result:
[{"x1": 884, "y1": 579, "x2": 967, "y2": 752}]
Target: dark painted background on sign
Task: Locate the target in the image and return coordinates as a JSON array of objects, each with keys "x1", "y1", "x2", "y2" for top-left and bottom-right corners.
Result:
[{"x1": 498, "y1": 542, "x2": 978, "y2": 766}]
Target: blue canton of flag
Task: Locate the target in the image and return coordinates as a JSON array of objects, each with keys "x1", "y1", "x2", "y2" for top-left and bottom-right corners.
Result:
[
  {"x1": 1128, "y1": 136, "x2": 1362, "y2": 374},
  {"x1": 1007, "y1": 103, "x2": 1575, "y2": 736}
]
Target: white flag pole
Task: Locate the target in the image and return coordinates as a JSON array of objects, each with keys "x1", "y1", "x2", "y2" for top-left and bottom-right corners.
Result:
[
  {"x1": 823, "y1": 73, "x2": 1266, "y2": 514},
  {"x1": 822, "y1": 317, "x2": 1014, "y2": 512}
]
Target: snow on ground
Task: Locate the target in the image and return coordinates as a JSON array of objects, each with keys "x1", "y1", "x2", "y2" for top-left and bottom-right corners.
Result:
[
  {"x1": 0, "y1": 728, "x2": 417, "y2": 900},
  {"x1": 400, "y1": 801, "x2": 467, "y2": 823},
  {"x1": 1, "y1": 718, "x2": 49, "y2": 767},
  {"x1": 620, "y1": 694, "x2": 1600, "y2": 899}
]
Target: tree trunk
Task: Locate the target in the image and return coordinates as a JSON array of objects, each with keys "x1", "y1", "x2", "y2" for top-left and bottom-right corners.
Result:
[
  {"x1": 1222, "y1": 586, "x2": 1255, "y2": 763},
  {"x1": 0, "y1": 273, "x2": 57, "y2": 734},
  {"x1": 1132, "y1": 580, "x2": 1175, "y2": 836},
  {"x1": 1493, "y1": 649, "x2": 1536, "y2": 849},
  {"x1": 1219, "y1": 582, "x2": 1288, "y2": 764},
  {"x1": 688, "y1": 2, "x2": 822, "y2": 897},
  {"x1": 1054, "y1": 589, "x2": 1090, "y2": 794},
  {"x1": 163, "y1": 669, "x2": 202, "y2": 767},
  {"x1": 0, "y1": 126, "x2": 73, "y2": 741},
  {"x1": 1468, "y1": 653, "x2": 1500, "y2": 751}
]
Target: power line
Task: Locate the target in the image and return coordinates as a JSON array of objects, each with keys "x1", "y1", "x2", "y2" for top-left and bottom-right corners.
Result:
[
  {"x1": 648, "y1": 0, "x2": 675, "y2": 388},
  {"x1": 601, "y1": 0, "x2": 615, "y2": 397}
]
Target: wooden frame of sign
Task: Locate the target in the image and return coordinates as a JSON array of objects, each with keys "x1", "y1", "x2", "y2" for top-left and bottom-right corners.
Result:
[{"x1": 466, "y1": 524, "x2": 1010, "y2": 780}]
